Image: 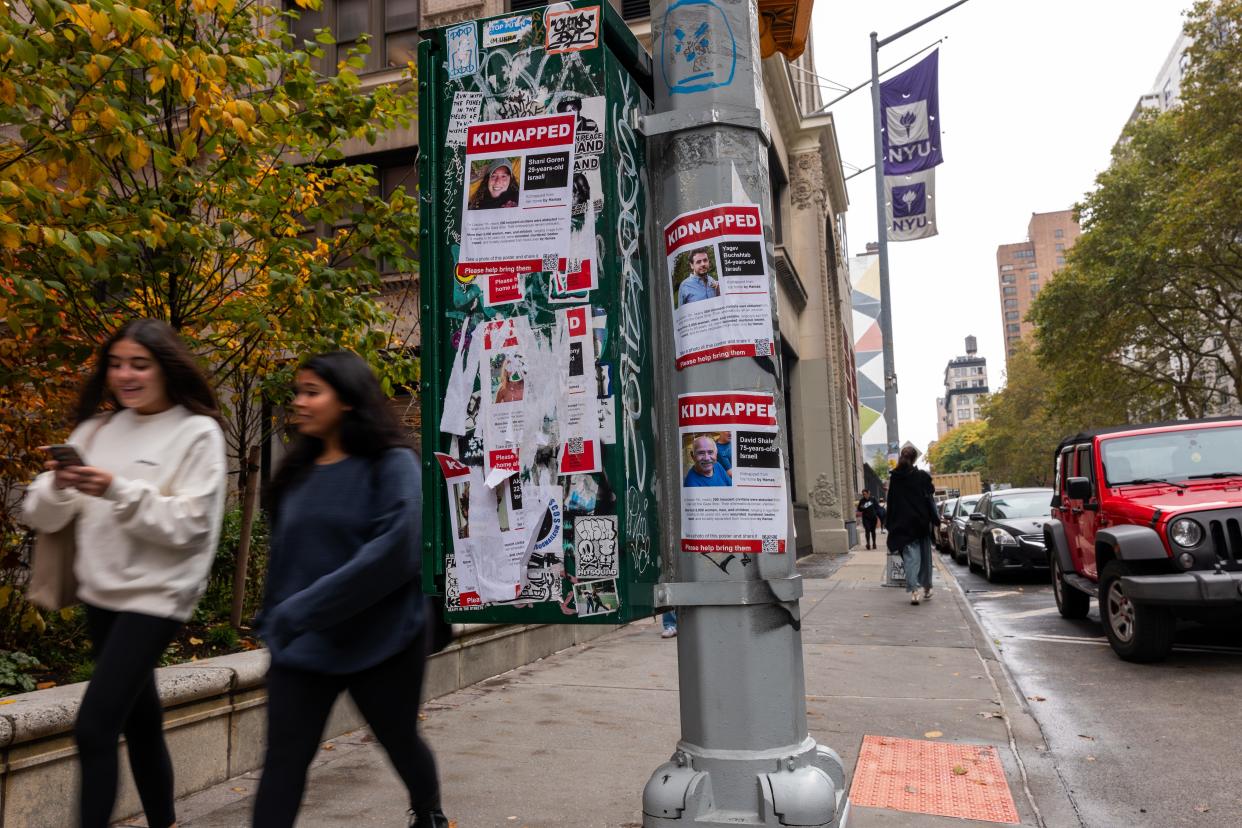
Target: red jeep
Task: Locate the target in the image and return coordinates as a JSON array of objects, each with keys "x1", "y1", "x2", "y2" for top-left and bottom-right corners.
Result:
[{"x1": 1044, "y1": 419, "x2": 1242, "y2": 662}]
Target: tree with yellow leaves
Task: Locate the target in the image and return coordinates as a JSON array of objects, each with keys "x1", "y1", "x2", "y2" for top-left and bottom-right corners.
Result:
[
  {"x1": 0, "y1": 0, "x2": 420, "y2": 459},
  {"x1": 0, "y1": 0, "x2": 421, "y2": 639}
]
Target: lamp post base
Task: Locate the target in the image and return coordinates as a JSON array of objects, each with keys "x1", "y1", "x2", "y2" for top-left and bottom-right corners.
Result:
[{"x1": 643, "y1": 738, "x2": 845, "y2": 827}]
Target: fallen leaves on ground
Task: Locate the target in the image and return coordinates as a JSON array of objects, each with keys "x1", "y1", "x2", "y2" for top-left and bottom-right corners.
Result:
[
  {"x1": 322, "y1": 743, "x2": 334, "y2": 751},
  {"x1": 1027, "y1": 695, "x2": 1047, "y2": 702},
  {"x1": 35, "y1": 681, "x2": 55, "y2": 690},
  {"x1": 230, "y1": 787, "x2": 247, "y2": 794},
  {"x1": 1078, "y1": 734, "x2": 1096, "y2": 741},
  {"x1": 189, "y1": 637, "x2": 203, "y2": 646},
  {"x1": 952, "y1": 765, "x2": 968, "y2": 776},
  {"x1": 923, "y1": 730, "x2": 943, "y2": 738}
]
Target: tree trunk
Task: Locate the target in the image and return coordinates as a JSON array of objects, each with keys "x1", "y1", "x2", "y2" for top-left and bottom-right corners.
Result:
[{"x1": 231, "y1": 446, "x2": 261, "y2": 629}]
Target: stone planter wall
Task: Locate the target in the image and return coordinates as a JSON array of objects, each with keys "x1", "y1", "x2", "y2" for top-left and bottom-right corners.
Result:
[{"x1": 0, "y1": 622, "x2": 617, "y2": 827}]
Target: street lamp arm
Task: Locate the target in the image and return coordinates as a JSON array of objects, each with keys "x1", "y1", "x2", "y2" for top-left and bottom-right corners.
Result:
[{"x1": 878, "y1": 0, "x2": 974, "y2": 48}]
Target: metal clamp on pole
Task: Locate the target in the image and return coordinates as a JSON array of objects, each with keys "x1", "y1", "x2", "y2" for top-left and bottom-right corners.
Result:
[
  {"x1": 635, "y1": 106, "x2": 771, "y2": 141},
  {"x1": 655, "y1": 577, "x2": 804, "y2": 608}
]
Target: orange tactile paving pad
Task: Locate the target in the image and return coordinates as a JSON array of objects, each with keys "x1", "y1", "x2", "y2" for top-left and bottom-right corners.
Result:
[{"x1": 848, "y1": 735, "x2": 1020, "y2": 823}]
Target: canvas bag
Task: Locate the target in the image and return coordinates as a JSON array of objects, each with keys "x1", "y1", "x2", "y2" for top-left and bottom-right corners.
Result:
[{"x1": 26, "y1": 416, "x2": 109, "y2": 611}]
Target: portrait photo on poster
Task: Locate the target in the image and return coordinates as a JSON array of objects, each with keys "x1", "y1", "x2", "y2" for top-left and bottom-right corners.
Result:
[
  {"x1": 682, "y1": 432, "x2": 733, "y2": 488},
  {"x1": 467, "y1": 157, "x2": 522, "y2": 210},
  {"x1": 672, "y1": 246, "x2": 721, "y2": 308}
]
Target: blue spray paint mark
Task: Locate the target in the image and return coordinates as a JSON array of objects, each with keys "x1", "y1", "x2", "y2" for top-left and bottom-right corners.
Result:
[{"x1": 660, "y1": 0, "x2": 736, "y2": 95}]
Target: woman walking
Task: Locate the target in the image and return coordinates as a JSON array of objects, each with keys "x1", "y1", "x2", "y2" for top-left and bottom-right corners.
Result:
[
  {"x1": 254, "y1": 351, "x2": 446, "y2": 828},
  {"x1": 884, "y1": 446, "x2": 936, "y2": 605},
  {"x1": 22, "y1": 319, "x2": 227, "y2": 828},
  {"x1": 855, "y1": 488, "x2": 879, "y2": 549}
]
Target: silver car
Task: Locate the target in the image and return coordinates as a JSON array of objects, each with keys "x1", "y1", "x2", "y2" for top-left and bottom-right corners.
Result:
[{"x1": 949, "y1": 494, "x2": 982, "y2": 565}]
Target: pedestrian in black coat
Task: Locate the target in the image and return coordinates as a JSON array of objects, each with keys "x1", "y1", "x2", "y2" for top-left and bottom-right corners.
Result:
[{"x1": 885, "y1": 446, "x2": 936, "y2": 604}]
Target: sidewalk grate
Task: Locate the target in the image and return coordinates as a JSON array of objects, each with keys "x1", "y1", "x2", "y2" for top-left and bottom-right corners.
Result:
[{"x1": 848, "y1": 735, "x2": 1020, "y2": 823}]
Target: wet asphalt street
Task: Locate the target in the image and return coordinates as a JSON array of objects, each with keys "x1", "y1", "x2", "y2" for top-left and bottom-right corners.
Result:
[{"x1": 940, "y1": 550, "x2": 1242, "y2": 828}]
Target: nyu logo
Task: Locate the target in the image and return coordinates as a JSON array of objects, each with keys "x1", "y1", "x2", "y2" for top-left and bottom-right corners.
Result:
[
  {"x1": 891, "y1": 182, "x2": 926, "y2": 218},
  {"x1": 885, "y1": 100, "x2": 934, "y2": 165}
]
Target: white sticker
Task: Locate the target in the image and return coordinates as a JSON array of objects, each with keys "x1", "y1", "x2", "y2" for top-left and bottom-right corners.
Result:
[
  {"x1": 445, "y1": 22, "x2": 477, "y2": 80},
  {"x1": 545, "y1": 6, "x2": 600, "y2": 54},
  {"x1": 574, "y1": 578, "x2": 618, "y2": 616},
  {"x1": 445, "y1": 91, "x2": 484, "y2": 148},
  {"x1": 574, "y1": 515, "x2": 619, "y2": 578},
  {"x1": 483, "y1": 15, "x2": 533, "y2": 47}
]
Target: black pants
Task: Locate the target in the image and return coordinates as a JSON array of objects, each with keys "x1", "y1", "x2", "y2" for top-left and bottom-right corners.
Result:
[
  {"x1": 76, "y1": 605, "x2": 182, "y2": 828},
  {"x1": 253, "y1": 636, "x2": 440, "y2": 827},
  {"x1": 863, "y1": 521, "x2": 877, "y2": 547}
]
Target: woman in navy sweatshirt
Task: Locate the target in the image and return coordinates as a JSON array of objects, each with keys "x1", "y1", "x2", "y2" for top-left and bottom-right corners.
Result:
[{"x1": 254, "y1": 352, "x2": 447, "y2": 828}]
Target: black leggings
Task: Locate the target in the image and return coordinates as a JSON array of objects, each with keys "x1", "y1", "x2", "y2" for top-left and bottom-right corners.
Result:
[
  {"x1": 253, "y1": 636, "x2": 440, "y2": 827},
  {"x1": 76, "y1": 605, "x2": 182, "y2": 828}
]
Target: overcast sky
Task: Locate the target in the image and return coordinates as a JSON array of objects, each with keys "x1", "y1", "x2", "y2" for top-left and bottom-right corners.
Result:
[{"x1": 807, "y1": 0, "x2": 1191, "y2": 455}]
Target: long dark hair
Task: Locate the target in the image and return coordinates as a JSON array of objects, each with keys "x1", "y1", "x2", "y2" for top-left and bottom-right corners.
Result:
[
  {"x1": 75, "y1": 319, "x2": 219, "y2": 425},
  {"x1": 267, "y1": 351, "x2": 409, "y2": 506}
]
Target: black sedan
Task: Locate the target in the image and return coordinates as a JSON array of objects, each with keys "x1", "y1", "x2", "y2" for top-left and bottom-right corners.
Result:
[
  {"x1": 963, "y1": 488, "x2": 1054, "y2": 582},
  {"x1": 948, "y1": 494, "x2": 982, "y2": 565},
  {"x1": 933, "y1": 497, "x2": 958, "y2": 552}
]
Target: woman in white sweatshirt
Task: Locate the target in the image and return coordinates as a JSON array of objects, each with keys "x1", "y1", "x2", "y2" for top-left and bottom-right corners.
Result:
[{"x1": 22, "y1": 319, "x2": 226, "y2": 828}]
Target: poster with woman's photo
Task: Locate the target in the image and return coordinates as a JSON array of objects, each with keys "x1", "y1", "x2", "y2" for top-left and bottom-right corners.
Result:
[
  {"x1": 663, "y1": 203, "x2": 775, "y2": 369},
  {"x1": 480, "y1": 316, "x2": 530, "y2": 480},
  {"x1": 459, "y1": 113, "x2": 577, "y2": 301},
  {"x1": 678, "y1": 391, "x2": 787, "y2": 554}
]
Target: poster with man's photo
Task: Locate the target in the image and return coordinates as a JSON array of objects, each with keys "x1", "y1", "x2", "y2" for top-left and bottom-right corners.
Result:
[
  {"x1": 678, "y1": 391, "x2": 787, "y2": 554},
  {"x1": 459, "y1": 113, "x2": 577, "y2": 305},
  {"x1": 663, "y1": 204, "x2": 775, "y2": 368}
]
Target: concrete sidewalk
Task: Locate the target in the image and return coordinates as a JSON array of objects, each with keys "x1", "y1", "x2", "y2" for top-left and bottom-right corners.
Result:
[{"x1": 131, "y1": 547, "x2": 1079, "y2": 827}]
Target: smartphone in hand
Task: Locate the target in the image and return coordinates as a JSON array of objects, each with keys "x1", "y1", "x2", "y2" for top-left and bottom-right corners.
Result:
[{"x1": 46, "y1": 444, "x2": 87, "y2": 467}]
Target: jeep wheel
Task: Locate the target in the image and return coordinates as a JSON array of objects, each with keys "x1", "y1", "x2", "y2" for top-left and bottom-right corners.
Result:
[
  {"x1": 1052, "y1": 555, "x2": 1089, "y2": 619},
  {"x1": 1100, "y1": 562, "x2": 1174, "y2": 662}
]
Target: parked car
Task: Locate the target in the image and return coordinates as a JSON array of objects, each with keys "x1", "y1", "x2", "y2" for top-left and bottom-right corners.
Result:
[
  {"x1": 963, "y1": 488, "x2": 1053, "y2": 582},
  {"x1": 1044, "y1": 419, "x2": 1242, "y2": 662},
  {"x1": 933, "y1": 497, "x2": 958, "y2": 552},
  {"x1": 948, "y1": 494, "x2": 983, "y2": 564}
]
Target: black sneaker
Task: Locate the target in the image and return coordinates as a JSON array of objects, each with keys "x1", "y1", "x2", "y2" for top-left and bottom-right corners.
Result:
[{"x1": 409, "y1": 809, "x2": 451, "y2": 828}]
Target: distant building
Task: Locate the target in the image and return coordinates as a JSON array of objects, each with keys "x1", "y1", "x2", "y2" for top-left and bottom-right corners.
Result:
[
  {"x1": 939, "y1": 336, "x2": 988, "y2": 436},
  {"x1": 1125, "y1": 31, "x2": 1193, "y2": 130},
  {"x1": 995, "y1": 210, "x2": 1080, "y2": 360}
]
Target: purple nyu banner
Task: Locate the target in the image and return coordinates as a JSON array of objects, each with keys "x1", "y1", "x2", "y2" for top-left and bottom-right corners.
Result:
[{"x1": 880, "y1": 50, "x2": 942, "y2": 175}]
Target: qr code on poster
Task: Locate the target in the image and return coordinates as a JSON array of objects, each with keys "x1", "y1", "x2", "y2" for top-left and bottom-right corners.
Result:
[
  {"x1": 761, "y1": 535, "x2": 778, "y2": 554},
  {"x1": 567, "y1": 436, "x2": 584, "y2": 455},
  {"x1": 542, "y1": 253, "x2": 560, "y2": 272},
  {"x1": 754, "y1": 339, "x2": 772, "y2": 357}
]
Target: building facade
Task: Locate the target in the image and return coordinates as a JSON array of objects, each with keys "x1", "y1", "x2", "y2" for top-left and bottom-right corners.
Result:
[
  {"x1": 938, "y1": 336, "x2": 988, "y2": 437},
  {"x1": 995, "y1": 210, "x2": 1080, "y2": 360},
  {"x1": 306, "y1": 0, "x2": 862, "y2": 552}
]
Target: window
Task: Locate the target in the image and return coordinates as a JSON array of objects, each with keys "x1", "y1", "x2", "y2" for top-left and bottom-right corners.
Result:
[
  {"x1": 286, "y1": 0, "x2": 420, "y2": 74},
  {"x1": 768, "y1": 147, "x2": 787, "y2": 244},
  {"x1": 1054, "y1": 229, "x2": 1064, "y2": 239},
  {"x1": 1005, "y1": 310, "x2": 1019, "y2": 320},
  {"x1": 1007, "y1": 323, "x2": 1020, "y2": 333},
  {"x1": 1003, "y1": 286, "x2": 1017, "y2": 296},
  {"x1": 1004, "y1": 298, "x2": 1018, "y2": 308},
  {"x1": 1056, "y1": 256, "x2": 1065, "y2": 266},
  {"x1": 1001, "y1": 273, "x2": 1016, "y2": 284},
  {"x1": 957, "y1": 409, "x2": 969, "y2": 420},
  {"x1": 1028, "y1": 271, "x2": 1038, "y2": 280},
  {"x1": 1055, "y1": 243, "x2": 1065, "y2": 251},
  {"x1": 1030, "y1": 285, "x2": 1039, "y2": 296}
]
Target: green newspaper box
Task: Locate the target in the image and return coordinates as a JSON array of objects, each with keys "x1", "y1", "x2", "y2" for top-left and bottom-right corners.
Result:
[{"x1": 418, "y1": 3, "x2": 660, "y2": 624}]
